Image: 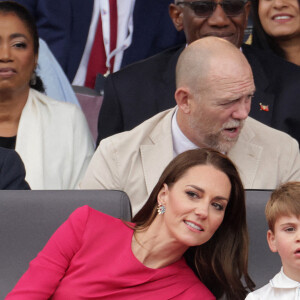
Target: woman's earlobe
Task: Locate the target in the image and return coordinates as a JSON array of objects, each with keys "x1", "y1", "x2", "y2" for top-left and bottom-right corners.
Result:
[
  {"x1": 157, "y1": 183, "x2": 168, "y2": 206},
  {"x1": 34, "y1": 55, "x2": 38, "y2": 68}
]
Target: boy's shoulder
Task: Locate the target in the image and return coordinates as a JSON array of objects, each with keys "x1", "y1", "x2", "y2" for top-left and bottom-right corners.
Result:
[
  {"x1": 245, "y1": 268, "x2": 300, "y2": 299},
  {"x1": 245, "y1": 280, "x2": 273, "y2": 300}
]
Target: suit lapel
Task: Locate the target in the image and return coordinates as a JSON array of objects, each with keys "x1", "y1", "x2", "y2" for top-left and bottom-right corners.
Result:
[
  {"x1": 140, "y1": 110, "x2": 174, "y2": 195},
  {"x1": 242, "y1": 45, "x2": 274, "y2": 126},
  {"x1": 228, "y1": 118, "x2": 263, "y2": 188}
]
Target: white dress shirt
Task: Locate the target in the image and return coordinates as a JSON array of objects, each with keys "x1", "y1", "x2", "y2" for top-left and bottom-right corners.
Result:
[
  {"x1": 171, "y1": 107, "x2": 198, "y2": 157},
  {"x1": 246, "y1": 267, "x2": 300, "y2": 300},
  {"x1": 73, "y1": 0, "x2": 135, "y2": 85}
]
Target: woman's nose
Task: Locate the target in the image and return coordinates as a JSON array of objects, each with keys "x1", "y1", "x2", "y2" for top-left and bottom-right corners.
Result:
[
  {"x1": 273, "y1": 0, "x2": 288, "y2": 9},
  {"x1": 0, "y1": 45, "x2": 12, "y2": 62},
  {"x1": 194, "y1": 204, "x2": 209, "y2": 219}
]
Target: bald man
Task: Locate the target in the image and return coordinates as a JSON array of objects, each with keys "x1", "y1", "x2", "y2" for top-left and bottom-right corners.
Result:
[
  {"x1": 81, "y1": 37, "x2": 300, "y2": 216},
  {"x1": 97, "y1": 0, "x2": 300, "y2": 146}
]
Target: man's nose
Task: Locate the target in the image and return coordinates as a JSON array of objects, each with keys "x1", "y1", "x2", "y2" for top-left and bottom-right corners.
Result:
[
  {"x1": 207, "y1": 3, "x2": 231, "y2": 27},
  {"x1": 232, "y1": 101, "x2": 250, "y2": 120}
]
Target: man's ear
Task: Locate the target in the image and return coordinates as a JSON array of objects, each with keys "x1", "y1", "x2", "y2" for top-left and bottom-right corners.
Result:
[
  {"x1": 175, "y1": 87, "x2": 191, "y2": 114},
  {"x1": 244, "y1": 2, "x2": 251, "y2": 27},
  {"x1": 267, "y1": 229, "x2": 278, "y2": 253},
  {"x1": 169, "y1": 4, "x2": 184, "y2": 32},
  {"x1": 157, "y1": 183, "x2": 168, "y2": 206}
]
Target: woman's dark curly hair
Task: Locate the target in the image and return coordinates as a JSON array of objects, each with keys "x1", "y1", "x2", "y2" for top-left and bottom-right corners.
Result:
[{"x1": 0, "y1": 1, "x2": 45, "y2": 92}]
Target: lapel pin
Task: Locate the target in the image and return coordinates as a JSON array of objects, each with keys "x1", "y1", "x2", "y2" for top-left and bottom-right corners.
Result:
[{"x1": 259, "y1": 103, "x2": 269, "y2": 112}]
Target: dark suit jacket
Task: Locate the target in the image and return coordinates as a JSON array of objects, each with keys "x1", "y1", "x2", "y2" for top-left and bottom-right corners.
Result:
[
  {"x1": 16, "y1": 0, "x2": 185, "y2": 82},
  {"x1": 0, "y1": 147, "x2": 30, "y2": 190},
  {"x1": 97, "y1": 44, "x2": 300, "y2": 145}
]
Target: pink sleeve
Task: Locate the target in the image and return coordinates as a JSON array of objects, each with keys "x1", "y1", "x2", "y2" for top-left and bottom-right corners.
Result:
[{"x1": 5, "y1": 206, "x2": 90, "y2": 300}]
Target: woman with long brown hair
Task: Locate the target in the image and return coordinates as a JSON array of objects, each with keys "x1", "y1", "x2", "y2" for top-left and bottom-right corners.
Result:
[{"x1": 7, "y1": 148, "x2": 254, "y2": 299}]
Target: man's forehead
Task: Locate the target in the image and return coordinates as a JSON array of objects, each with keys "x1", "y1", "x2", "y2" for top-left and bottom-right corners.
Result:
[
  {"x1": 198, "y1": 75, "x2": 255, "y2": 98},
  {"x1": 204, "y1": 68, "x2": 254, "y2": 85}
]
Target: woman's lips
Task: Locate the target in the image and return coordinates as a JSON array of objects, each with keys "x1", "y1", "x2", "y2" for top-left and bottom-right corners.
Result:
[
  {"x1": 272, "y1": 14, "x2": 293, "y2": 23},
  {"x1": 0, "y1": 68, "x2": 17, "y2": 78},
  {"x1": 184, "y1": 220, "x2": 204, "y2": 232}
]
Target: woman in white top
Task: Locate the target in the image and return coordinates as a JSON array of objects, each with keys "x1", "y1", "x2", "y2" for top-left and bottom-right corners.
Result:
[{"x1": 0, "y1": 2, "x2": 94, "y2": 189}]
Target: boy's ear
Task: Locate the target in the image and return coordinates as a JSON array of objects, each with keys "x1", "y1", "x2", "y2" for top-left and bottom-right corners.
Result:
[{"x1": 267, "y1": 229, "x2": 278, "y2": 253}]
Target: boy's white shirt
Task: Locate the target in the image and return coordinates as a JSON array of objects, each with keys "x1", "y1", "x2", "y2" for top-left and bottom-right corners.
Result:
[{"x1": 245, "y1": 267, "x2": 300, "y2": 299}]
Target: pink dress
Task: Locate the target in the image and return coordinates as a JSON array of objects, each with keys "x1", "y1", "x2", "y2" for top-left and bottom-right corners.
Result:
[{"x1": 6, "y1": 206, "x2": 215, "y2": 299}]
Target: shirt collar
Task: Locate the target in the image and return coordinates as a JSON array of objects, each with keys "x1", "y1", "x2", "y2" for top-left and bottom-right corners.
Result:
[
  {"x1": 171, "y1": 107, "x2": 198, "y2": 157},
  {"x1": 270, "y1": 267, "x2": 300, "y2": 289}
]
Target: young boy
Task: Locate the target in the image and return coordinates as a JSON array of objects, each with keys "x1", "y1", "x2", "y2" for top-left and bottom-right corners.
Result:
[{"x1": 246, "y1": 181, "x2": 300, "y2": 299}]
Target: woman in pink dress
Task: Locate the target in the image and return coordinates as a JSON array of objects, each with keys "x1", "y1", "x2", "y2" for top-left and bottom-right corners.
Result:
[{"x1": 6, "y1": 148, "x2": 254, "y2": 300}]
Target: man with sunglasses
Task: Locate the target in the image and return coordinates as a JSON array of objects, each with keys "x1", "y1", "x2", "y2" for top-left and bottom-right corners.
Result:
[
  {"x1": 97, "y1": 0, "x2": 300, "y2": 146},
  {"x1": 172, "y1": 0, "x2": 250, "y2": 47}
]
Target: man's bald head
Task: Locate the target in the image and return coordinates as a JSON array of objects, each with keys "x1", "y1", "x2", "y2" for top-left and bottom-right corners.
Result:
[
  {"x1": 176, "y1": 37, "x2": 252, "y2": 93},
  {"x1": 175, "y1": 37, "x2": 255, "y2": 153}
]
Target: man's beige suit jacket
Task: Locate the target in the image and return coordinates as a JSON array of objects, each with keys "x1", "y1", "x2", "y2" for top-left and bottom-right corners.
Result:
[{"x1": 81, "y1": 108, "x2": 300, "y2": 216}]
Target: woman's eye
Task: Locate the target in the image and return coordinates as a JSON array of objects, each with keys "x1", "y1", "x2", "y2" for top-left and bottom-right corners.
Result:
[
  {"x1": 212, "y1": 202, "x2": 224, "y2": 211},
  {"x1": 13, "y1": 42, "x2": 27, "y2": 49},
  {"x1": 186, "y1": 191, "x2": 198, "y2": 199}
]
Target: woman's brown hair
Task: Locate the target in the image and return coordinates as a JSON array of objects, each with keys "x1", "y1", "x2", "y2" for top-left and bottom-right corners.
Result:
[{"x1": 133, "y1": 148, "x2": 255, "y2": 299}]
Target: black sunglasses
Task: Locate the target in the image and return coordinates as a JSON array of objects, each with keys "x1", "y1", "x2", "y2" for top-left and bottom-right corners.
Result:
[{"x1": 176, "y1": 0, "x2": 247, "y2": 17}]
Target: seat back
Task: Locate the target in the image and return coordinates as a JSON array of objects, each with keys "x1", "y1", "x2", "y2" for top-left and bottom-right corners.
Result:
[
  {"x1": 245, "y1": 190, "x2": 281, "y2": 289},
  {"x1": 1, "y1": 189, "x2": 282, "y2": 297},
  {"x1": 0, "y1": 190, "x2": 131, "y2": 298}
]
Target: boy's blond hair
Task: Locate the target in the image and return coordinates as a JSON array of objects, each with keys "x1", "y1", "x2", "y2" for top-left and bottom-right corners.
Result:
[{"x1": 265, "y1": 182, "x2": 300, "y2": 232}]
